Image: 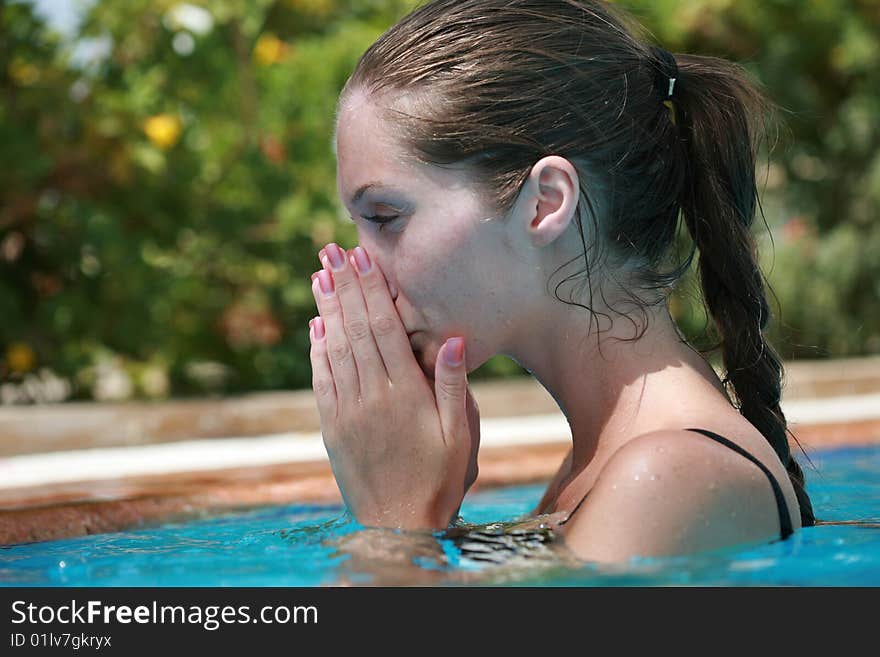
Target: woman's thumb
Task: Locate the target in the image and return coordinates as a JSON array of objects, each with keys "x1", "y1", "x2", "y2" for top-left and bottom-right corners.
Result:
[{"x1": 434, "y1": 337, "x2": 468, "y2": 439}]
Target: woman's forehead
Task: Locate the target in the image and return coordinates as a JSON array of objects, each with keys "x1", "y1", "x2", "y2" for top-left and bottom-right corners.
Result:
[{"x1": 336, "y1": 89, "x2": 487, "y2": 206}]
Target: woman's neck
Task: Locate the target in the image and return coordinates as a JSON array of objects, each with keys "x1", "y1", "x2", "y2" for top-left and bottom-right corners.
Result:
[{"x1": 503, "y1": 300, "x2": 733, "y2": 479}]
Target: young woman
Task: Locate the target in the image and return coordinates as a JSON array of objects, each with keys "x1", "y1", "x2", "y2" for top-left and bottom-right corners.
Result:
[{"x1": 307, "y1": 0, "x2": 815, "y2": 566}]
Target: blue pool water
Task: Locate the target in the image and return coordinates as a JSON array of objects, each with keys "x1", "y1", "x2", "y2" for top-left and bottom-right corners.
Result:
[{"x1": 2, "y1": 445, "x2": 878, "y2": 586}]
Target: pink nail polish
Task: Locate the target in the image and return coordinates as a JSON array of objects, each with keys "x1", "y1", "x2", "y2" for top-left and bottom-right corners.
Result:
[
  {"x1": 313, "y1": 316, "x2": 325, "y2": 339},
  {"x1": 317, "y1": 269, "x2": 334, "y2": 296},
  {"x1": 353, "y1": 246, "x2": 372, "y2": 274},
  {"x1": 444, "y1": 338, "x2": 464, "y2": 366},
  {"x1": 327, "y1": 243, "x2": 346, "y2": 270}
]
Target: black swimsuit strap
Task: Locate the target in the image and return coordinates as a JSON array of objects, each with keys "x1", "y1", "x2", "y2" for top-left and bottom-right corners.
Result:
[
  {"x1": 558, "y1": 428, "x2": 794, "y2": 541},
  {"x1": 686, "y1": 428, "x2": 794, "y2": 540}
]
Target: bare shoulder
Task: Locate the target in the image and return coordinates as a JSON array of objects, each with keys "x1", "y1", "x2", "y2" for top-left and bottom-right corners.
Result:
[{"x1": 558, "y1": 429, "x2": 793, "y2": 564}]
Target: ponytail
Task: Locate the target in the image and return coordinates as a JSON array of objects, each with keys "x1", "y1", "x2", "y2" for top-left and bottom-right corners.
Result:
[{"x1": 670, "y1": 53, "x2": 815, "y2": 527}]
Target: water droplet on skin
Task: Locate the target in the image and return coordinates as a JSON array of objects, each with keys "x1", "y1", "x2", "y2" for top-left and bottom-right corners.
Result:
[
  {"x1": 633, "y1": 474, "x2": 640, "y2": 481},
  {"x1": 649, "y1": 474, "x2": 658, "y2": 481},
  {"x1": 611, "y1": 484, "x2": 618, "y2": 491}
]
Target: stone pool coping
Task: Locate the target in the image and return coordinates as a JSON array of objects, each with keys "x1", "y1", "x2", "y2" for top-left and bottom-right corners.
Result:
[
  {"x1": 4, "y1": 356, "x2": 879, "y2": 458},
  {"x1": 1, "y1": 356, "x2": 878, "y2": 546}
]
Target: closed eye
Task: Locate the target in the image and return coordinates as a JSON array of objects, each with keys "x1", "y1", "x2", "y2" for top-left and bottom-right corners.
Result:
[{"x1": 362, "y1": 214, "x2": 399, "y2": 232}]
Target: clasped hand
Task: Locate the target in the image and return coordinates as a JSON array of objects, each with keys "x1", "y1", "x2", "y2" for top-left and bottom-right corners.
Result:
[{"x1": 309, "y1": 243, "x2": 480, "y2": 531}]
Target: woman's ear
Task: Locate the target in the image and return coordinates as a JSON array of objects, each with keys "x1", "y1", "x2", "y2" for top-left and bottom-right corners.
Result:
[{"x1": 517, "y1": 156, "x2": 580, "y2": 248}]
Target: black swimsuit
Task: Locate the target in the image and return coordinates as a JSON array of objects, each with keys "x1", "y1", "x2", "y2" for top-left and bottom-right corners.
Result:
[{"x1": 447, "y1": 428, "x2": 794, "y2": 565}]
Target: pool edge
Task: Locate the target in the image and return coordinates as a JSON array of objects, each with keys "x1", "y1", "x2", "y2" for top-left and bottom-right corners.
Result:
[{"x1": 2, "y1": 421, "x2": 878, "y2": 547}]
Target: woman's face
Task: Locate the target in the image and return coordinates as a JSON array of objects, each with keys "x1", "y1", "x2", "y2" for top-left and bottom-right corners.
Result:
[{"x1": 334, "y1": 90, "x2": 540, "y2": 378}]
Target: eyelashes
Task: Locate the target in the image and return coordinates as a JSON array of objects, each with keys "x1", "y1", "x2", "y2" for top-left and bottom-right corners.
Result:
[{"x1": 362, "y1": 215, "x2": 400, "y2": 232}]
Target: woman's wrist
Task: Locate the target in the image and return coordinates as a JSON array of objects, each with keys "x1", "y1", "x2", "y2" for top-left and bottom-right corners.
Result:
[{"x1": 354, "y1": 499, "x2": 458, "y2": 532}]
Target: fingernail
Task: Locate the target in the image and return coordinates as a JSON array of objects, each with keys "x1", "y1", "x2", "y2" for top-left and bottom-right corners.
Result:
[
  {"x1": 327, "y1": 243, "x2": 346, "y2": 271},
  {"x1": 353, "y1": 246, "x2": 372, "y2": 274},
  {"x1": 444, "y1": 337, "x2": 464, "y2": 367},
  {"x1": 310, "y1": 272, "x2": 318, "y2": 283},
  {"x1": 313, "y1": 316, "x2": 325, "y2": 339},
  {"x1": 317, "y1": 269, "x2": 334, "y2": 296}
]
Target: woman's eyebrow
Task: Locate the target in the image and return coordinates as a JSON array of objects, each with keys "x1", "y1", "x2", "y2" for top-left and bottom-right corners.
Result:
[{"x1": 351, "y1": 182, "x2": 400, "y2": 205}]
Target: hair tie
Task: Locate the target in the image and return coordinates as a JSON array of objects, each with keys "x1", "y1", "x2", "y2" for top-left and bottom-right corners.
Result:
[{"x1": 649, "y1": 46, "x2": 678, "y2": 126}]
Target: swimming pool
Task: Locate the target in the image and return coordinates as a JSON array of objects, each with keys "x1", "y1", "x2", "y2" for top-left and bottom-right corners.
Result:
[{"x1": 2, "y1": 445, "x2": 877, "y2": 586}]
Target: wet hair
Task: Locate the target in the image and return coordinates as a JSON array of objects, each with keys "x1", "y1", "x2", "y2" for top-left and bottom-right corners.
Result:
[{"x1": 339, "y1": 0, "x2": 815, "y2": 527}]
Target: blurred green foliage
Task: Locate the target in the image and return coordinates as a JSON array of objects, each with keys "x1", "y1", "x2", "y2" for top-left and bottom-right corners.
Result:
[
  {"x1": 630, "y1": 0, "x2": 880, "y2": 359},
  {"x1": 1, "y1": 0, "x2": 878, "y2": 402}
]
